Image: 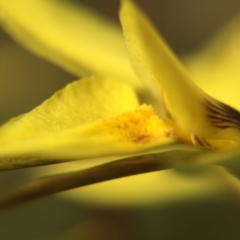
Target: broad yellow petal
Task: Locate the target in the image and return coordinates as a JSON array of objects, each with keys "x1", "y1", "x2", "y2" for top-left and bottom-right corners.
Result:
[
  {"x1": 183, "y1": 14, "x2": 240, "y2": 109},
  {"x1": 72, "y1": 165, "x2": 240, "y2": 208},
  {"x1": 194, "y1": 148, "x2": 240, "y2": 179},
  {"x1": 0, "y1": 77, "x2": 135, "y2": 165},
  {"x1": 0, "y1": 0, "x2": 140, "y2": 88},
  {"x1": 0, "y1": 76, "x2": 173, "y2": 169},
  {"x1": 29, "y1": 154, "x2": 240, "y2": 208},
  {"x1": 120, "y1": 0, "x2": 240, "y2": 142}
]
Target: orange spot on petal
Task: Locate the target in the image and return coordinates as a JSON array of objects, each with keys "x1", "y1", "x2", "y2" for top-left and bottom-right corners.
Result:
[{"x1": 104, "y1": 104, "x2": 171, "y2": 144}]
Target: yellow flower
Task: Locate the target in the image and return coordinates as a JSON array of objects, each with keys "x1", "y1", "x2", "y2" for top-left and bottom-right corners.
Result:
[{"x1": 0, "y1": 0, "x2": 240, "y2": 208}]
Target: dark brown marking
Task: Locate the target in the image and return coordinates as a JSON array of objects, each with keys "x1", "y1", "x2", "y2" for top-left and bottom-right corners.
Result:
[{"x1": 204, "y1": 97, "x2": 240, "y2": 130}]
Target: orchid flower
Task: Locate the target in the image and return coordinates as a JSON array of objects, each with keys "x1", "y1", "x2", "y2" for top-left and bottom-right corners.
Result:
[{"x1": 0, "y1": 0, "x2": 240, "y2": 209}]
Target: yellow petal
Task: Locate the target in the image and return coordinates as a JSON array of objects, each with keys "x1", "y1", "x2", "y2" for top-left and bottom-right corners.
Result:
[
  {"x1": 0, "y1": 76, "x2": 173, "y2": 169},
  {"x1": 0, "y1": 76, "x2": 136, "y2": 164},
  {"x1": 31, "y1": 157, "x2": 240, "y2": 208},
  {"x1": 195, "y1": 148, "x2": 240, "y2": 178},
  {"x1": 0, "y1": 0, "x2": 140, "y2": 89},
  {"x1": 120, "y1": 0, "x2": 240, "y2": 142},
  {"x1": 183, "y1": 14, "x2": 240, "y2": 109},
  {"x1": 73, "y1": 166, "x2": 240, "y2": 207}
]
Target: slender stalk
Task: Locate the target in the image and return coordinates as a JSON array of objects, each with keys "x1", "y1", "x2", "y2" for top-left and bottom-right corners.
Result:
[{"x1": 0, "y1": 149, "x2": 205, "y2": 210}]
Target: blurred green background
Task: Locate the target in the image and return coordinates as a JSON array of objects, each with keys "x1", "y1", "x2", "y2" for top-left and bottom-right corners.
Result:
[{"x1": 1, "y1": 0, "x2": 240, "y2": 239}]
